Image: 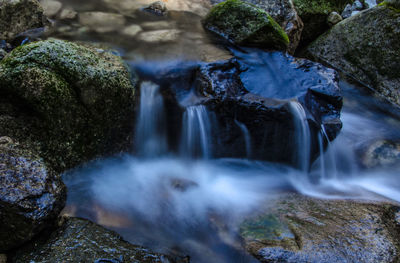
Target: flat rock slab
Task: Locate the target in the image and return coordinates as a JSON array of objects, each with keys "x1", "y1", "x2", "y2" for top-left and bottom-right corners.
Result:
[{"x1": 241, "y1": 193, "x2": 400, "y2": 263}]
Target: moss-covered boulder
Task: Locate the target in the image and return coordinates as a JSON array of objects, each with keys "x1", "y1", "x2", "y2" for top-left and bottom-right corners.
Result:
[
  {"x1": 12, "y1": 217, "x2": 187, "y2": 262},
  {"x1": 0, "y1": 0, "x2": 49, "y2": 41},
  {"x1": 292, "y1": 0, "x2": 352, "y2": 49},
  {"x1": 240, "y1": 194, "x2": 400, "y2": 263},
  {"x1": 203, "y1": 0, "x2": 289, "y2": 51},
  {"x1": 211, "y1": 0, "x2": 303, "y2": 53},
  {"x1": 0, "y1": 136, "x2": 65, "y2": 252},
  {"x1": 0, "y1": 39, "x2": 137, "y2": 172},
  {"x1": 306, "y1": 4, "x2": 400, "y2": 106}
]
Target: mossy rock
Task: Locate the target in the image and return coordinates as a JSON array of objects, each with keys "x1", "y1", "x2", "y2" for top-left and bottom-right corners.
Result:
[
  {"x1": 293, "y1": 0, "x2": 352, "y2": 49},
  {"x1": 306, "y1": 4, "x2": 400, "y2": 106},
  {"x1": 0, "y1": 39, "x2": 137, "y2": 172},
  {"x1": 0, "y1": 0, "x2": 49, "y2": 40},
  {"x1": 203, "y1": 0, "x2": 289, "y2": 51}
]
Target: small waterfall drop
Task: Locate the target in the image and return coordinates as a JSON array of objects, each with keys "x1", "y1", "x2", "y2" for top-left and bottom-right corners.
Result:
[
  {"x1": 135, "y1": 81, "x2": 167, "y2": 158},
  {"x1": 180, "y1": 105, "x2": 212, "y2": 159},
  {"x1": 289, "y1": 101, "x2": 311, "y2": 172},
  {"x1": 235, "y1": 120, "x2": 252, "y2": 158}
]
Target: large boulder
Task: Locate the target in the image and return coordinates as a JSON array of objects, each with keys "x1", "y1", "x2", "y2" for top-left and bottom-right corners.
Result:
[
  {"x1": 0, "y1": 39, "x2": 137, "y2": 172},
  {"x1": 0, "y1": 0, "x2": 49, "y2": 41},
  {"x1": 306, "y1": 3, "x2": 400, "y2": 106},
  {"x1": 0, "y1": 137, "x2": 65, "y2": 252},
  {"x1": 292, "y1": 0, "x2": 352, "y2": 50},
  {"x1": 211, "y1": 0, "x2": 304, "y2": 53},
  {"x1": 203, "y1": 0, "x2": 289, "y2": 51},
  {"x1": 12, "y1": 216, "x2": 188, "y2": 262},
  {"x1": 240, "y1": 194, "x2": 400, "y2": 263}
]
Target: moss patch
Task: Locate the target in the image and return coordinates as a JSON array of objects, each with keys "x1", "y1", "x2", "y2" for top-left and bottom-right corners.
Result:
[{"x1": 203, "y1": 0, "x2": 289, "y2": 50}]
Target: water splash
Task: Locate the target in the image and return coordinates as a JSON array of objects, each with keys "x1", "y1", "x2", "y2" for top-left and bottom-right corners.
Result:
[
  {"x1": 234, "y1": 120, "x2": 252, "y2": 158},
  {"x1": 288, "y1": 101, "x2": 311, "y2": 172},
  {"x1": 135, "y1": 81, "x2": 167, "y2": 158},
  {"x1": 180, "y1": 105, "x2": 212, "y2": 159}
]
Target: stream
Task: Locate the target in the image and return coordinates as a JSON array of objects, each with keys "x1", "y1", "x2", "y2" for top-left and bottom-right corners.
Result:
[{"x1": 49, "y1": 0, "x2": 400, "y2": 262}]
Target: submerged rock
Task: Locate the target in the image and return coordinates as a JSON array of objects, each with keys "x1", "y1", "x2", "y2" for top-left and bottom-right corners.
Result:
[
  {"x1": 292, "y1": 0, "x2": 352, "y2": 49},
  {"x1": 79, "y1": 12, "x2": 126, "y2": 33},
  {"x1": 203, "y1": 0, "x2": 289, "y2": 51},
  {"x1": 306, "y1": 4, "x2": 400, "y2": 106},
  {"x1": 359, "y1": 140, "x2": 400, "y2": 169},
  {"x1": 0, "y1": 0, "x2": 49, "y2": 41},
  {"x1": 211, "y1": 0, "x2": 303, "y2": 53},
  {"x1": 0, "y1": 137, "x2": 65, "y2": 252},
  {"x1": 241, "y1": 194, "x2": 400, "y2": 263},
  {"x1": 0, "y1": 39, "x2": 137, "y2": 172},
  {"x1": 12, "y1": 216, "x2": 187, "y2": 262}
]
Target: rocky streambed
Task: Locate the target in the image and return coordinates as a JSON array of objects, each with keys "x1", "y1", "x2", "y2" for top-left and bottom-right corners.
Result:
[{"x1": 0, "y1": 0, "x2": 400, "y2": 262}]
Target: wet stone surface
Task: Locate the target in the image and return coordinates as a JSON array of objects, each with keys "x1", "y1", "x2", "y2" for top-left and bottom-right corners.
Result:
[
  {"x1": 12, "y1": 217, "x2": 188, "y2": 263},
  {"x1": 0, "y1": 137, "x2": 65, "y2": 252}
]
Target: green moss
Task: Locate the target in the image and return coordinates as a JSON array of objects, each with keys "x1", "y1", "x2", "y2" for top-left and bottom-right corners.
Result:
[
  {"x1": 204, "y1": 0, "x2": 289, "y2": 50},
  {"x1": 379, "y1": 1, "x2": 400, "y2": 12},
  {"x1": 240, "y1": 214, "x2": 296, "y2": 246},
  {"x1": 0, "y1": 39, "x2": 137, "y2": 172}
]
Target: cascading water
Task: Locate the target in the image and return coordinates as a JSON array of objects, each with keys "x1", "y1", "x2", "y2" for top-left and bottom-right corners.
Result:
[
  {"x1": 180, "y1": 105, "x2": 212, "y2": 159},
  {"x1": 288, "y1": 100, "x2": 311, "y2": 172},
  {"x1": 135, "y1": 81, "x2": 167, "y2": 158},
  {"x1": 62, "y1": 69, "x2": 400, "y2": 263},
  {"x1": 235, "y1": 120, "x2": 252, "y2": 158}
]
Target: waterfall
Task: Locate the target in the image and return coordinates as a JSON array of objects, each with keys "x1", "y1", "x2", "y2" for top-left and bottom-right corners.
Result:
[
  {"x1": 235, "y1": 120, "x2": 252, "y2": 158},
  {"x1": 135, "y1": 81, "x2": 167, "y2": 158},
  {"x1": 289, "y1": 101, "x2": 311, "y2": 172},
  {"x1": 180, "y1": 105, "x2": 212, "y2": 159}
]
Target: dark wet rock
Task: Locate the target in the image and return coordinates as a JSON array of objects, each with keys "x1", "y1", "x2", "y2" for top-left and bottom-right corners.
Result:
[
  {"x1": 359, "y1": 140, "x2": 400, "y2": 169},
  {"x1": 306, "y1": 4, "x2": 400, "y2": 106},
  {"x1": 0, "y1": 39, "x2": 137, "y2": 172},
  {"x1": 0, "y1": 0, "x2": 49, "y2": 41},
  {"x1": 142, "y1": 1, "x2": 168, "y2": 16},
  {"x1": 196, "y1": 50, "x2": 342, "y2": 164},
  {"x1": 203, "y1": 0, "x2": 289, "y2": 51},
  {"x1": 326, "y1": 11, "x2": 342, "y2": 26},
  {"x1": 292, "y1": 0, "x2": 352, "y2": 50},
  {"x1": 12, "y1": 216, "x2": 188, "y2": 262},
  {"x1": 211, "y1": 0, "x2": 303, "y2": 53},
  {"x1": 141, "y1": 49, "x2": 342, "y2": 166},
  {"x1": 240, "y1": 194, "x2": 400, "y2": 263},
  {"x1": 0, "y1": 137, "x2": 65, "y2": 252}
]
